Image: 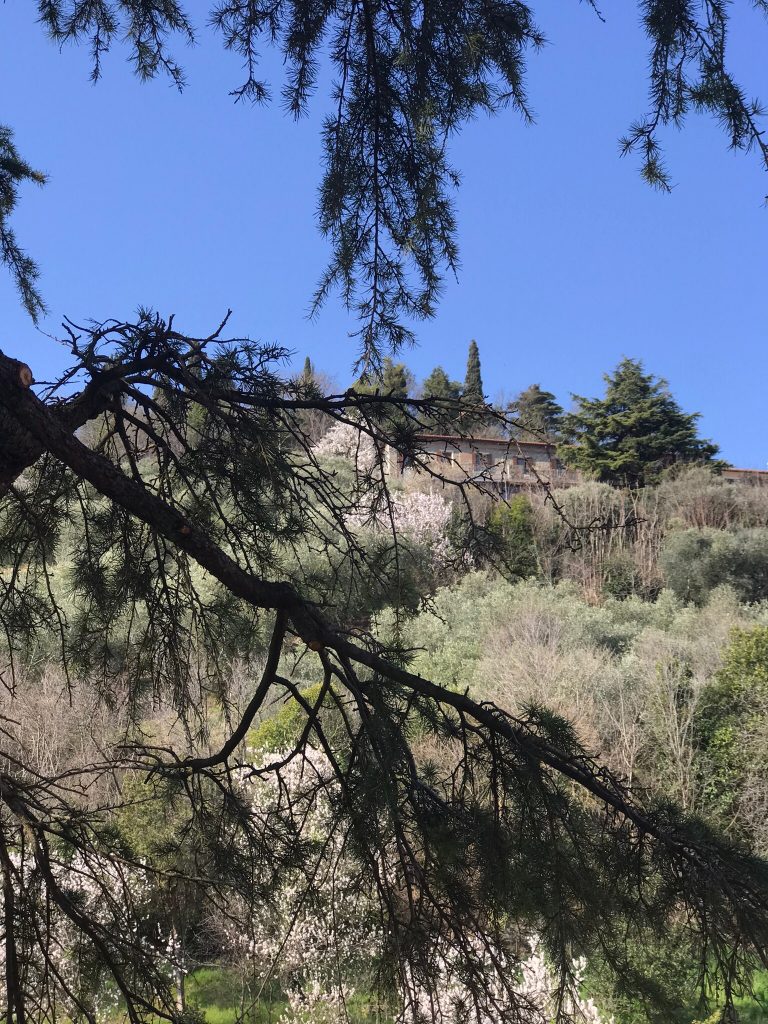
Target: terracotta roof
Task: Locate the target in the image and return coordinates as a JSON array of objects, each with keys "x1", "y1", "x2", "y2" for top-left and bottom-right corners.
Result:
[{"x1": 723, "y1": 467, "x2": 768, "y2": 476}]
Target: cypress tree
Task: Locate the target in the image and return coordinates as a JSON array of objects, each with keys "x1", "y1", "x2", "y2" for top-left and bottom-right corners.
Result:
[
  {"x1": 461, "y1": 340, "x2": 492, "y2": 432},
  {"x1": 463, "y1": 340, "x2": 484, "y2": 405}
]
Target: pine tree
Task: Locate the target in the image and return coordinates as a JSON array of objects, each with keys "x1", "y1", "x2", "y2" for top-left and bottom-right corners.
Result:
[
  {"x1": 302, "y1": 356, "x2": 314, "y2": 381},
  {"x1": 355, "y1": 358, "x2": 410, "y2": 399},
  {"x1": 510, "y1": 384, "x2": 564, "y2": 440},
  {"x1": 563, "y1": 358, "x2": 719, "y2": 486},
  {"x1": 0, "y1": 327, "x2": 764, "y2": 1024},
  {"x1": 0, "y1": 127, "x2": 46, "y2": 322},
  {"x1": 423, "y1": 366, "x2": 461, "y2": 403},
  {"x1": 351, "y1": 357, "x2": 412, "y2": 430},
  {"x1": 380, "y1": 357, "x2": 410, "y2": 398}
]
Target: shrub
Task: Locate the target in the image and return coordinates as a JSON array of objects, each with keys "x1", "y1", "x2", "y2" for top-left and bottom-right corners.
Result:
[
  {"x1": 602, "y1": 551, "x2": 642, "y2": 600},
  {"x1": 695, "y1": 625, "x2": 768, "y2": 837},
  {"x1": 661, "y1": 528, "x2": 768, "y2": 605},
  {"x1": 486, "y1": 495, "x2": 538, "y2": 579},
  {"x1": 659, "y1": 465, "x2": 768, "y2": 530}
]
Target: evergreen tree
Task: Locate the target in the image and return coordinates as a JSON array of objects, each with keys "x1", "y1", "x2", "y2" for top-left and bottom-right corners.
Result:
[
  {"x1": 380, "y1": 357, "x2": 410, "y2": 398},
  {"x1": 423, "y1": 366, "x2": 461, "y2": 404},
  {"x1": 463, "y1": 340, "x2": 484, "y2": 405},
  {"x1": 352, "y1": 357, "x2": 412, "y2": 429},
  {"x1": 355, "y1": 358, "x2": 410, "y2": 399},
  {"x1": 0, "y1": 326, "x2": 764, "y2": 1023},
  {"x1": 563, "y1": 358, "x2": 719, "y2": 487},
  {"x1": 510, "y1": 384, "x2": 564, "y2": 440},
  {"x1": 302, "y1": 356, "x2": 314, "y2": 381},
  {"x1": 421, "y1": 366, "x2": 462, "y2": 432},
  {"x1": 0, "y1": 127, "x2": 46, "y2": 321},
  {"x1": 461, "y1": 339, "x2": 491, "y2": 432}
]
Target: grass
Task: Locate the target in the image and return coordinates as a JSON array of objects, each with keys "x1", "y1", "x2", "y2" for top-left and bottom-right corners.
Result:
[
  {"x1": 186, "y1": 968, "x2": 288, "y2": 1024},
  {"x1": 184, "y1": 969, "x2": 384, "y2": 1024},
  {"x1": 735, "y1": 970, "x2": 768, "y2": 1022},
  {"x1": 100, "y1": 965, "x2": 768, "y2": 1023}
]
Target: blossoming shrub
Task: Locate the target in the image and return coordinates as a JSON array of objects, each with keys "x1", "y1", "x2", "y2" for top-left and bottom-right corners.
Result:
[{"x1": 215, "y1": 742, "x2": 612, "y2": 1024}]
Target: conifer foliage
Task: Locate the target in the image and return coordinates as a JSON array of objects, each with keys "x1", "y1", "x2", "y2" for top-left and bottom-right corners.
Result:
[
  {"x1": 463, "y1": 340, "x2": 485, "y2": 405},
  {"x1": 462, "y1": 339, "x2": 490, "y2": 431},
  {"x1": 0, "y1": 3, "x2": 767, "y2": 1020},
  {"x1": 564, "y1": 358, "x2": 719, "y2": 486},
  {"x1": 0, "y1": 127, "x2": 46, "y2": 321},
  {"x1": 510, "y1": 384, "x2": 564, "y2": 440},
  {"x1": 421, "y1": 366, "x2": 462, "y2": 431},
  {"x1": 422, "y1": 366, "x2": 462, "y2": 405},
  {"x1": 4, "y1": 4, "x2": 768, "y2": 363}
]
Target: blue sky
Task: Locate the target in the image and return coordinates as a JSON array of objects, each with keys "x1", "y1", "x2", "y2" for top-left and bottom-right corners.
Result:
[{"x1": 1, "y1": 4, "x2": 766, "y2": 467}]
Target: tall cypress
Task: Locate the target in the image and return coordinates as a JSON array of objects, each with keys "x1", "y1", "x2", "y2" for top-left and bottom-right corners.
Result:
[{"x1": 463, "y1": 340, "x2": 484, "y2": 404}]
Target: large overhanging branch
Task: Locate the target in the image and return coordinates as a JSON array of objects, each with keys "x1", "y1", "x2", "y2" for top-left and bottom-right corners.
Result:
[
  {"x1": 0, "y1": 345, "x2": 766, "y2": 933},
  {"x1": 0, "y1": 356, "x2": 121, "y2": 493}
]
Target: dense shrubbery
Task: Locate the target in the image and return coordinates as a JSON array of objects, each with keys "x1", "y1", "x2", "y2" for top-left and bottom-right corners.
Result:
[
  {"x1": 662, "y1": 528, "x2": 768, "y2": 605},
  {"x1": 390, "y1": 575, "x2": 768, "y2": 840},
  {"x1": 519, "y1": 469, "x2": 768, "y2": 603}
]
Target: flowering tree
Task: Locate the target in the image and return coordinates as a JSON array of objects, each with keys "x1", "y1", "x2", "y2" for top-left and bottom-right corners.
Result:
[
  {"x1": 217, "y1": 742, "x2": 615, "y2": 1024},
  {"x1": 214, "y1": 747, "x2": 381, "y2": 1022}
]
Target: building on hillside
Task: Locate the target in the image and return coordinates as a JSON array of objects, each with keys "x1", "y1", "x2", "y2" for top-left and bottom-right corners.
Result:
[
  {"x1": 722, "y1": 467, "x2": 768, "y2": 485},
  {"x1": 383, "y1": 433, "x2": 767, "y2": 492},
  {"x1": 386, "y1": 434, "x2": 582, "y2": 494}
]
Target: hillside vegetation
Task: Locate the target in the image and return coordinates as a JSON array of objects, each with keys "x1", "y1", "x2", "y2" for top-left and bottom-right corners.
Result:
[{"x1": 6, "y1": 451, "x2": 768, "y2": 1023}]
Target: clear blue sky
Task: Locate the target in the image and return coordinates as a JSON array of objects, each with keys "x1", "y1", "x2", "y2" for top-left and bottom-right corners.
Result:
[{"x1": 1, "y1": 4, "x2": 765, "y2": 467}]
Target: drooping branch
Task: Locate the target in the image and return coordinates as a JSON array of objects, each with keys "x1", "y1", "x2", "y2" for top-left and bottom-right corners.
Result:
[
  {"x1": 7, "y1": 5, "x2": 766, "y2": 357},
  {"x1": 1, "y1": 343, "x2": 767, "y2": 937}
]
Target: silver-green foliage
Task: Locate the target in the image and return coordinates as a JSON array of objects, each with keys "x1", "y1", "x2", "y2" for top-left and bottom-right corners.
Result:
[{"x1": 395, "y1": 574, "x2": 768, "y2": 821}]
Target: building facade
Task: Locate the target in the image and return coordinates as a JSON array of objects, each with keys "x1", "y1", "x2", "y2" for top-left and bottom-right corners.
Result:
[{"x1": 387, "y1": 434, "x2": 582, "y2": 493}]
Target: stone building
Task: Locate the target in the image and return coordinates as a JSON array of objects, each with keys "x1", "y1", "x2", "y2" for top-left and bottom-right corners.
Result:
[
  {"x1": 387, "y1": 433, "x2": 582, "y2": 494},
  {"x1": 721, "y1": 467, "x2": 768, "y2": 485}
]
